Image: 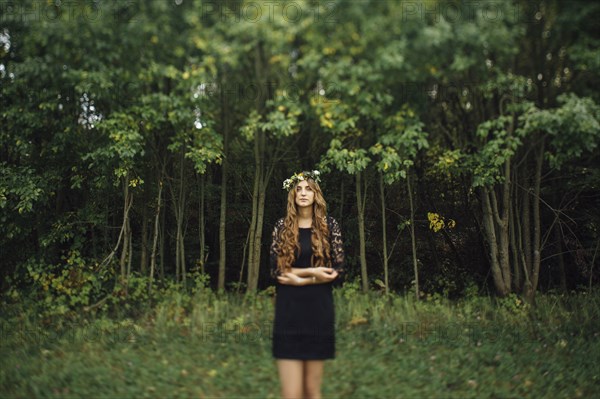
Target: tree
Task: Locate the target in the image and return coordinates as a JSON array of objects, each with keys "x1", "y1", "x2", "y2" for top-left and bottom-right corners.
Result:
[{"x1": 371, "y1": 108, "x2": 429, "y2": 298}]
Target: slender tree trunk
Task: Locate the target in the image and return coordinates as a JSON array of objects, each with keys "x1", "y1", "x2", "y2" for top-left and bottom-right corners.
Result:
[
  {"x1": 199, "y1": 173, "x2": 206, "y2": 275},
  {"x1": 247, "y1": 128, "x2": 273, "y2": 292},
  {"x1": 180, "y1": 219, "x2": 186, "y2": 287},
  {"x1": 179, "y1": 149, "x2": 188, "y2": 287},
  {"x1": 356, "y1": 171, "x2": 369, "y2": 292},
  {"x1": 525, "y1": 139, "x2": 545, "y2": 302},
  {"x1": 481, "y1": 187, "x2": 509, "y2": 296},
  {"x1": 119, "y1": 219, "x2": 128, "y2": 282},
  {"x1": 499, "y1": 159, "x2": 512, "y2": 292},
  {"x1": 126, "y1": 215, "x2": 133, "y2": 279},
  {"x1": 246, "y1": 41, "x2": 264, "y2": 294},
  {"x1": 509, "y1": 186, "x2": 521, "y2": 292},
  {"x1": 407, "y1": 172, "x2": 419, "y2": 300},
  {"x1": 175, "y1": 218, "x2": 180, "y2": 284},
  {"x1": 488, "y1": 186, "x2": 512, "y2": 293},
  {"x1": 170, "y1": 148, "x2": 188, "y2": 287},
  {"x1": 119, "y1": 176, "x2": 132, "y2": 283},
  {"x1": 218, "y1": 102, "x2": 229, "y2": 291},
  {"x1": 217, "y1": 174, "x2": 226, "y2": 287},
  {"x1": 159, "y1": 195, "x2": 166, "y2": 281},
  {"x1": 239, "y1": 228, "x2": 251, "y2": 293},
  {"x1": 140, "y1": 206, "x2": 148, "y2": 276},
  {"x1": 521, "y1": 174, "x2": 532, "y2": 293},
  {"x1": 149, "y1": 178, "x2": 163, "y2": 292},
  {"x1": 246, "y1": 132, "x2": 262, "y2": 293},
  {"x1": 380, "y1": 175, "x2": 389, "y2": 295},
  {"x1": 251, "y1": 177, "x2": 268, "y2": 290}
]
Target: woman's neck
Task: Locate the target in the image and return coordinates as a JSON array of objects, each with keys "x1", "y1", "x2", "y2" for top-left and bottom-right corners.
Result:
[{"x1": 297, "y1": 207, "x2": 313, "y2": 228}]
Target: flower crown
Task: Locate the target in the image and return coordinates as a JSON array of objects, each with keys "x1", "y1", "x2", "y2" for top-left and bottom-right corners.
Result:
[{"x1": 282, "y1": 170, "x2": 321, "y2": 191}]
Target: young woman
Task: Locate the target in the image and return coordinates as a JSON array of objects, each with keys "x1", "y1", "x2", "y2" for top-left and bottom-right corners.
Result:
[{"x1": 270, "y1": 170, "x2": 346, "y2": 399}]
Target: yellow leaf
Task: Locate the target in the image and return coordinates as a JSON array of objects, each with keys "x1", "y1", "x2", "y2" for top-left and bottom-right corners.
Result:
[{"x1": 348, "y1": 316, "x2": 368, "y2": 326}]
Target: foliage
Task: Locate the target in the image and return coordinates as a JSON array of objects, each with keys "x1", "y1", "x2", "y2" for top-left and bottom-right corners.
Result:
[
  {"x1": 0, "y1": 0, "x2": 599, "y2": 302},
  {"x1": 428, "y1": 212, "x2": 457, "y2": 233}
]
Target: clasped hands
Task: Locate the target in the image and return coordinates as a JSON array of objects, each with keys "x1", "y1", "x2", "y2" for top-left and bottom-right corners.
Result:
[{"x1": 277, "y1": 267, "x2": 339, "y2": 286}]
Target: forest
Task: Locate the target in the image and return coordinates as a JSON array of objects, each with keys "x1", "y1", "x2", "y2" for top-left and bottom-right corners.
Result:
[
  {"x1": 2, "y1": 1, "x2": 600, "y2": 398},
  {"x1": 1, "y1": 0, "x2": 600, "y2": 306}
]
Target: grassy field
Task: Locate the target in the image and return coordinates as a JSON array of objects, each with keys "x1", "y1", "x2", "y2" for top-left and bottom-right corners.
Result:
[{"x1": 1, "y1": 287, "x2": 599, "y2": 398}]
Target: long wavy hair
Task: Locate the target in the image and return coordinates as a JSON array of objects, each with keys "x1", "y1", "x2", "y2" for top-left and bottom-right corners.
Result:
[{"x1": 276, "y1": 177, "x2": 331, "y2": 274}]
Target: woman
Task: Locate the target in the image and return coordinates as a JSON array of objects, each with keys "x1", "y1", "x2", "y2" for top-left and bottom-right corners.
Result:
[{"x1": 270, "y1": 170, "x2": 346, "y2": 399}]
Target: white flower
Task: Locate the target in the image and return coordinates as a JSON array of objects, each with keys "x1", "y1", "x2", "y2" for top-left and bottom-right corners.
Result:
[{"x1": 282, "y1": 170, "x2": 322, "y2": 191}]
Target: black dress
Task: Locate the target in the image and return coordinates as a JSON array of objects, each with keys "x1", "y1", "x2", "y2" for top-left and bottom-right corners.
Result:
[{"x1": 270, "y1": 216, "x2": 346, "y2": 360}]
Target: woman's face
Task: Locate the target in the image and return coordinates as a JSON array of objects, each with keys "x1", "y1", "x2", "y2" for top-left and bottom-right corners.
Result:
[{"x1": 295, "y1": 180, "x2": 315, "y2": 208}]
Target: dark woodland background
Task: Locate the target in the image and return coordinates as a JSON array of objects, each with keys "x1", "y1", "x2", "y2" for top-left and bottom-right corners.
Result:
[{"x1": 1, "y1": 0, "x2": 599, "y2": 307}]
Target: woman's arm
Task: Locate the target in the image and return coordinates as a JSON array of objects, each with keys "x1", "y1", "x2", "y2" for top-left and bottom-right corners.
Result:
[
  {"x1": 289, "y1": 267, "x2": 333, "y2": 277},
  {"x1": 277, "y1": 270, "x2": 339, "y2": 286}
]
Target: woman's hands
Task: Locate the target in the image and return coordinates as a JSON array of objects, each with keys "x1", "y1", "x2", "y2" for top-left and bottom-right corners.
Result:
[
  {"x1": 277, "y1": 267, "x2": 339, "y2": 286},
  {"x1": 312, "y1": 267, "x2": 338, "y2": 282},
  {"x1": 276, "y1": 272, "x2": 305, "y2": 286}
]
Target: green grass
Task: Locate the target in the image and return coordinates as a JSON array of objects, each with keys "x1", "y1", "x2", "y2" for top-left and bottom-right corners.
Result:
[{"x1": 1, "y1": 289, "x2": 599, "y2": 398}]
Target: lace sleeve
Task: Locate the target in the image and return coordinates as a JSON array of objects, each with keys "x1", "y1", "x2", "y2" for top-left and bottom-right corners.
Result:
[
  {"x1": 328, "y1": 216, "x2": 346, "y2": 287},
  {"x1": 270, "y1": 218, "x2": 285, "y2": 280}
]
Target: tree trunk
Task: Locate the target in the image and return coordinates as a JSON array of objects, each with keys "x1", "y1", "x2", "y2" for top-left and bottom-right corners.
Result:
[
  {"x1": 509, "y1": 185, "x2": 522, "y2": 292},
  {"x1": 119, "y1": 175, "x2": 132, "y2": 283},
  {"x1": 246, "y1": 133, "x2": 261, "y2": 292},
  {"x1": 380, "y1": 175, "x2": 389, "y2": 295},
  {"x1": 218, "y1": 98, "x2": 229, "y2": 291},
  {"x1": 521, "y1": 174, "x2": 533, "y2": 294},
  {"x1": 140, "y1": 206, "x2": 148, "y2": 276},
  {"x1": 251, "y1": 177, "x2": 268, "y2": 291},
  {"x1": 356, "y1": 171, "x2": 369, "y2": 292},
  {"x1": 171, "y1": 148, "x2": 187, "y2": 287},
  {"x1": 247, "y1": 128, "x2": 273, "y2": 292},
  {"x1": 498, "y1": 159, "x2": 512, "y2": 292},
  {"x1": 238, "y1": 228, "x2": 251, "y2": 293},
  {"x1": 199, "y1": 173, "x2": 206, "y2": 275},
  {"x1": 407, "y1": 172, "x2": 419, "y2": 300},
  {"x1": 149, "y1": 178, "x2": 163, "y2": 292},
  {"x1": 481, "y1": 187, "x2": 509, "y2": 296},
  {"x1": 246, "y1": 41, "x2": 266, "y2": 294},
  {"x1": 217, "y1": 170, "x2": 226, "y2": 288},
  {"x1": 126, "y1": 215, "x2": 133, "y2": 280},
  {"x1": 524, "y1": 138, "x2": 545, "y2": 302}
]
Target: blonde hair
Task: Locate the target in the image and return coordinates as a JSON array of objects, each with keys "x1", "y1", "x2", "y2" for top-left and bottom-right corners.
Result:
[{"x1": 276, "y1": 177, "x2": 331, "y2": 274}]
